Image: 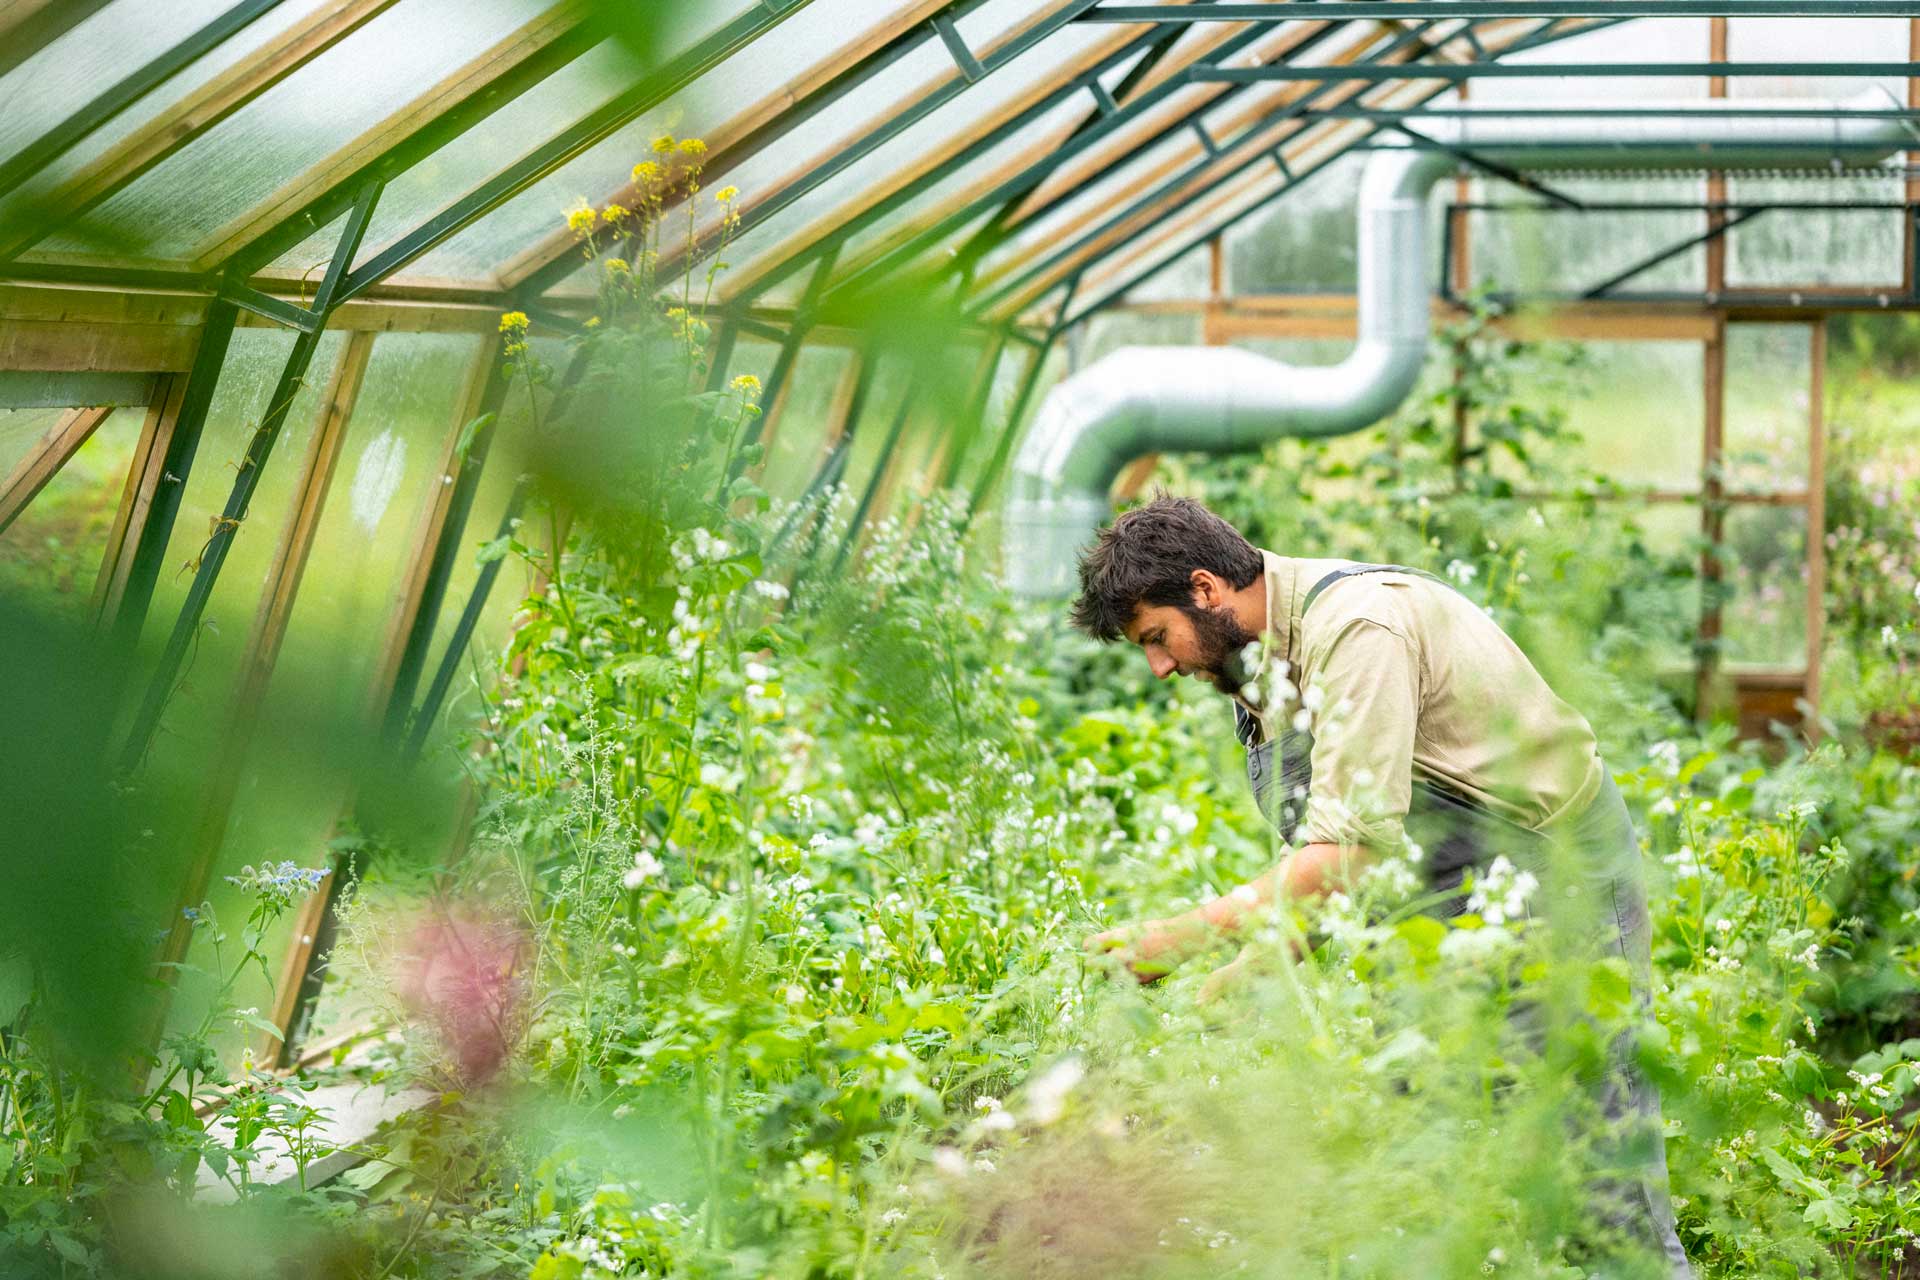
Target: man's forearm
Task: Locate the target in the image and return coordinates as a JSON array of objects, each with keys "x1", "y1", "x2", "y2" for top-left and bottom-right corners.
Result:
[{"x1": 1167, "y1": 842, "x2": 1373, "y2": 942}]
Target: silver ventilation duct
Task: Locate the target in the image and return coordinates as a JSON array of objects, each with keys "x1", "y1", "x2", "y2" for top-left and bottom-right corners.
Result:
[{"x1": 1006, "y1": 90, "x2": 1915, "y2": 597}]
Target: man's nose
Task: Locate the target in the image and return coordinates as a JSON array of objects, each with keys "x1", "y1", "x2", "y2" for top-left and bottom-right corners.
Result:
[{"x1": 1148, "y1": 649, "x2": 1176, "y2": 680}]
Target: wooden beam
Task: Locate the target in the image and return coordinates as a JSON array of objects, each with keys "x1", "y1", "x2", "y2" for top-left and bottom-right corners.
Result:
[
  {"x1": 496, "y1": 0, "x2": 960, "y2": 290},
  {"x1": 156, "y1": 332, "x2": 375, "y2": 1008},
  {"x1": 0, "y1": 0, "x2": 404, "y2": 263},
  {"x1": 0, "y1": 0, "x2": 111, "y2": 80},
  {"x1": 0, "y1": 406, "x2": 114, "y2": 535},
  {"x1": 1706, "y1": 18, "x2": 1728, "y2": 293},
  {"x1": 92, "y1": 376, "x2": 185, "y2": 627},
  {"x1": 190, "y1": 2, "x2": 589, "y2": 270},
  {"x1": 0, "y1": 320, "x2": 199, "y2": 372}
]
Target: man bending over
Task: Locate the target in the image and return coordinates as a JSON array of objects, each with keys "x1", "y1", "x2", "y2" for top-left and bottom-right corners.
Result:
[{"x1": 1071, "y1": 493, "x2": 1691, "y2": 1279}]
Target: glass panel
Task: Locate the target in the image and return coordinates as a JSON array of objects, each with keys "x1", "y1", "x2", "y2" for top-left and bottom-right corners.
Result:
[
  {"x1": 416, "y1": 336, "x2": 571, "y2": 734},
  {"x1": 1503, "y1": 341, "x2": 1705, "y2": 492},
  {"x1": 1723, "y1": 323, "x2": 1812, "y2": 494},
  {"x1": 0, "y1": 0, "x2": 337, "y2": 243},
  {"x1": 763, "y1": 344, "x2": 853, "y2": 502},
  {"x1": 413, "y1": 0, "x2": 972, "y2": 283},
  {"x1": 1725, "y1": 17, "x2": 1907, "y2": 101},
  {"x1": 0, "y1": 409, "x2": 143, "y2": 619},
  {"x1": 293, "y1": 41, "x2": 645, "y2": 281},
  {"x1": 187, "y1": 332, "x2": 481, "y2": 1039},
  {"x1": 822, "y1": 94, "x2": 1109, "y2": 305},
  {"x1": 1081, "y1": 310, "x2": 1202, "y2": 365},
  {"x1": 1468, "y1": 18, "x2": 1710, "y2": 105},
  {"x1": 1227, "y1": 152, "x2": 1363, "y2": 294},
  {"x1": 1120, "y1": 240, "x2": 1212, "y2": 303},
  {"x1": 137, "y1": 329, "x2": 344, "y2": 1051},
  {"x1": 0, "y1": 406, "x2": 69, "y2": 477},
  {"x1": 1719, "y1": 503, "x2": 1809, "y2": 667},
  {"x1": 45, "y1": 0, "x2": 560, "y2": 264},
  {"x1": 1472, "y1": 177, "x2": 1706, "y2": 296},
  {"x1": 1725, "y1": 173, "x2": 1905, "y2": 290},
  {"x1": 713, "y1": 21, "x2": 1122, "y2": 293},
  {"x1": 132, "y1": 328, "x2": 346, "y2": 736}
]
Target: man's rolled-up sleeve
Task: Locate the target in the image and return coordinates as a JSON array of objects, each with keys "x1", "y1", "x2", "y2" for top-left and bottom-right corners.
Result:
[{"x1": 1299, "y1": 619, "x2": 1420, "y2": 850}]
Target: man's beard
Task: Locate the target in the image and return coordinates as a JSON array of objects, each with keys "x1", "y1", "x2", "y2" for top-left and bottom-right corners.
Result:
[{"x1": 1179, "y1": 603, "x2": 1259, "y2": 694}]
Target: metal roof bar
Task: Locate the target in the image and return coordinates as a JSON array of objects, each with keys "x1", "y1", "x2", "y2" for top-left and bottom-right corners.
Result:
[
  {"x1": 223, "y1": 10, "x2": 605, "y2": 276},
  {"x1": 780, "y1": 8, "x2": 1307, "y2": 308},
  {"x1": 329, "y1": 3, "x2": 822, "y2": 305},
  {"x1": 0, "y1": 0, "x2": 404, "y2": 266},
  {"x1": 946, "y1": 20, "x2": 1349, "y2": 285},
  {"x1": 968, "y1": 19, "x2": 1469, "y2": 314},
  {"x1": 0, "y1": 0, "x2": 293, "y2": 201},
  {"x1": 973, "y1": 16, "x2": 1596, "y2": 313},
  {"x1": 119, "y1": 177, "x2": 383, "y2": 771},
  {"x1": 1063, "y1": 122, "x2": 1398, "y2": 325},
  {"x1": 1195, "y1": 60, "x2": 1920, "y2": 80},
  {"x1": 508, "y1": 1, "x2": 987, "y2": 297},
  {"x1": 658, "y1": 0, "x2": 1149, "y2": 301},
  {"x1": 1080, "y1": 1, "x2": 1920, "y2": 16},
  {"x1": 1579, "y1": 205, "x2": 1766, "y2": 296}
]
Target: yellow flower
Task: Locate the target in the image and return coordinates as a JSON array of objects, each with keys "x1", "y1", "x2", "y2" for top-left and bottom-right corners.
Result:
[
  {"x1": 583, "y1": 316, "x2": 601, "y2": 329},
  {"x1": 678, "y1": 137, "x2": 707, "y2": 157},
  {"x1": 651, "y1": 133, "x2": 676, "y2": 155},
  {"x1": 731, "y1": 374, "x2": 762, "y2": 396},
  {"x1": 498, "y1": 311, "x2": 529, "y2": 334},
  {"x1": 665, "y1": 306, "x2": 688, "y2": 322},
  {"x1": 631, "y1": 160, "x2": 660, "y2": 184},
  {"x1": 604, "y1": 257, "x2": 631, "y2": 279},
  {"x1": 566, "y1": 202, "x2": 597, "y2": 236},
  {"x1": 602, "y1": 203, "x2": 630, "y2": 224},
  {"x1": 713, "y1": 185, "x2": 739, "y2": 205}
]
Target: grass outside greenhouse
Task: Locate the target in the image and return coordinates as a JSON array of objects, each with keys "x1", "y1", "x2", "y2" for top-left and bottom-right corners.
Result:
[{"x1": 4, "y1": 7, "x2": 1920, "y2": 1280}]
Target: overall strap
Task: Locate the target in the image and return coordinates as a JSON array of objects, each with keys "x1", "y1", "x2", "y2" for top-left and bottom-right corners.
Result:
[{"x1": 1301, "y1": 562, "x2": 1443, "y2": 613}]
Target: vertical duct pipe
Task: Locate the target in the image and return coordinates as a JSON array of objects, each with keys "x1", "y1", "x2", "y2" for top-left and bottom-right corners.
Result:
[{"x1": 1005, "y1": 91, "x2": 1914, "y2": 597}]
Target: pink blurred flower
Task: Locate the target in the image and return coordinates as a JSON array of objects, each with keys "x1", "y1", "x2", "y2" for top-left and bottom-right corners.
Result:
[{"x1": 394, "y1": 903, "x2": 529, "y2": 1086}]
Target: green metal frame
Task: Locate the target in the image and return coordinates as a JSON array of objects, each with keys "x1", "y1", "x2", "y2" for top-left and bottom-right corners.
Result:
[{"x1": 119, "y1": 178, "x2": 383, "y2": 771}]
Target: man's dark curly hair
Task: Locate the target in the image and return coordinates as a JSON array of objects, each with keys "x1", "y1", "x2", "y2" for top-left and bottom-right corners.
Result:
[{"x1": 1069, "y1": 491, "x2": 1263, "y2": 642}]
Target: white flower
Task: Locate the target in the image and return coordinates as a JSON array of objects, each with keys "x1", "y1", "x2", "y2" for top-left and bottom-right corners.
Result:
[
  {"x1": 1024, "y1": 1058, "x2": 1084, "y2": 1126},
  {"x1": 753, "y1": 579, "x2": 790, "y2": 601},
  {"x1": 1647, "y1": 739, "x2": 1681, "y2": 777},
  {"x1": 622, "y1": 849, "x2": 664, "y2": 890},
  {"x1": 1445, "y1": 559, "x2": 1478, "y2": 585},
  {"x1": 1883, "y1": 625, "x2": 1900, "y2": 649},
  {"x1": 743, "y1": 659, "x2": 775, "y2": 682}
]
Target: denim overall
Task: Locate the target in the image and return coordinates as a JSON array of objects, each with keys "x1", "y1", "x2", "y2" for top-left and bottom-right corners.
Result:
[{"x1": 1236, "y1": 563, "x2": 1694, "y2": 1277}]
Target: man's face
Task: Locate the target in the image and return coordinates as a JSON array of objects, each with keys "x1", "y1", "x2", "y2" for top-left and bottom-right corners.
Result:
[{"x1": 1123, "y1": 598, "x2": 1258, "y2": 695}]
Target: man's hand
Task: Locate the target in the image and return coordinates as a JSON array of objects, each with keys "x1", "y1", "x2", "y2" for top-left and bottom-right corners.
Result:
[{"x1": 1084, "y1": 919, "x2": 1190, "y2": 984}]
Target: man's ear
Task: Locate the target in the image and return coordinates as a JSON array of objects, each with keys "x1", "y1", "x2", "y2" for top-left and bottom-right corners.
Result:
[{"x1": 1189, "y1": 568, "x2": 1224, "y2": 609}]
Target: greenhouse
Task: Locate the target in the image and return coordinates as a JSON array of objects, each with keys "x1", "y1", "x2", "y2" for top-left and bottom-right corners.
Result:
[{"x1": 3, "y1": 0, "x2": 1920, "y2": 1275}]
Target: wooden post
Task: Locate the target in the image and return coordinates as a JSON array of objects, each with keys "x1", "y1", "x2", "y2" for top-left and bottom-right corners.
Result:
[
  {"x1": 1696, "y1": 316, "x2": 1726, "y2": 721},
  {"x1": 0, "y1": 406, "x2": 114, "y2": 536},
  {"x1": 1803, "y1": 319, "x2": 1826, "y2": 736},
  {"x1": 92, "y1": 376, "x2": 186, "y2": 628},
  {"x1": 1907, "y1": 19, "x2": 1918, "y2": 295},
  {"x1": 1706, "y1": 18, "x2": 1729, "y2": 295}
]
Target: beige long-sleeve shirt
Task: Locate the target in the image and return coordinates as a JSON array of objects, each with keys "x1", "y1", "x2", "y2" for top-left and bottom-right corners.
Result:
[{"x1": 1236, "y1": 550, "x2": 1604, "y2": 850}]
